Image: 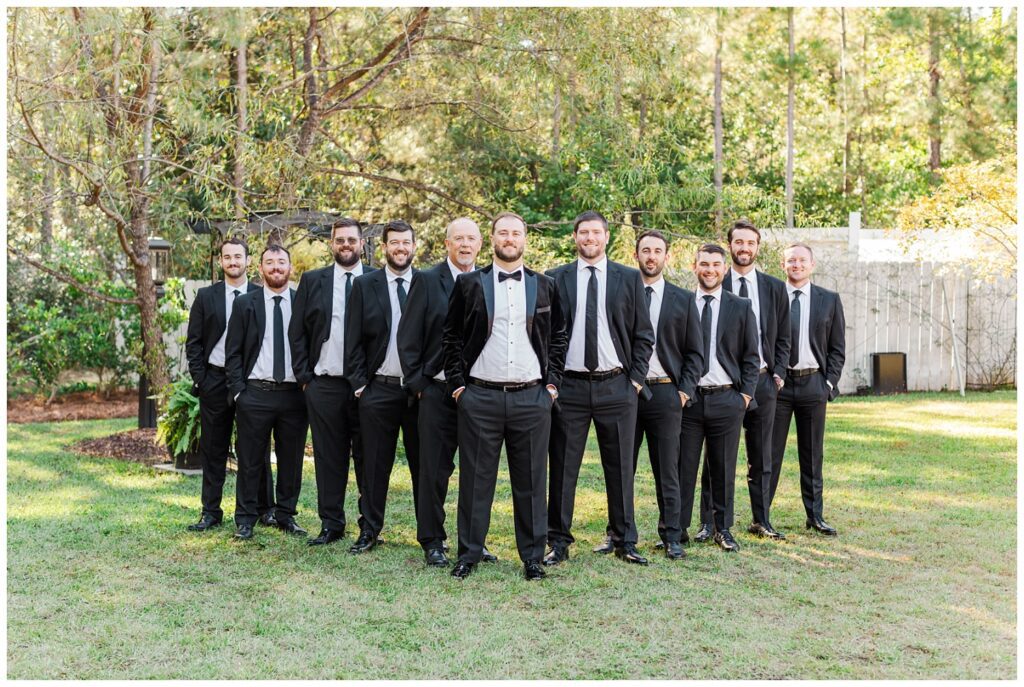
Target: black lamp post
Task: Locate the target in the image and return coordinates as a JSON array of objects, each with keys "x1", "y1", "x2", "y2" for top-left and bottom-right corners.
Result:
[{"x1": 138, "y1": 237, "x2": 172, "y2": 429}]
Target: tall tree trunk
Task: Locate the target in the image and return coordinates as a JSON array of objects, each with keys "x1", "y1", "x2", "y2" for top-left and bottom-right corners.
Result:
[
  {"x1": 858, "y1": 23, "x2": 868, "y2": 223},
  {"x1": 785, "y1": 7, "x2": 795, "y2": 229},
  {"x1": 234, "y1": 9, "x2": 248, "y2": 219},
  {"x1": 295, "y1": 8, "x2": 320, "y2": 159},
  {"x1": 631, "y1": 91, "x2": 648, "y2": 228},
  {"x1": 840, "y1": 7, "x2": 852, "y2": 197},
  {"x1": 928, "y1": 9, "x2": 942, "y2": 176},
  {"x1": 713, "y1": 9, "x2": 724, "y2": 232}
]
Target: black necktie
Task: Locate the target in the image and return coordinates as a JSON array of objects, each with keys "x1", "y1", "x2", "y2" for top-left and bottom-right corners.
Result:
[
  {"x1": 272, "y1": 295, "x2": 285, "y2": 383},
  {"x1": 789, "y1": 290, "x2": 802, "y2": 367},
  {"x1": 498, "y1": 270, "x2": 522, "y2": 282},
  {"x1": 232, "y1": 289, "x2": 240, "y2": 300},
  {"x1": 701, "y1": 295, "x2": 714, "y2": 376},
  {"x1": 584, "y1": 266, "x2": 598, "y2": 371},
  {"x1": 345, "y1": 272, "x2": 353, "y2": 303},
  {"x1": 396, "y1": 277, "x2": 407, "y2": 313},
  {"x1": 738, "y1": 277, "x2": 748, "y2": 299},
  {"x1": 644, "y1": 285, "x2": 653, "y2": 306}
]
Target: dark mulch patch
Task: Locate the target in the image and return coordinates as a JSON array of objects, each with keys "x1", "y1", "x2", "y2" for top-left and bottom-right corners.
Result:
[
  {"x1": 8, "y1": 389, "x2": 138, "y2": 424},
  {"x1": 67, "y1": 428, "x2": 169, "y2": 467}
]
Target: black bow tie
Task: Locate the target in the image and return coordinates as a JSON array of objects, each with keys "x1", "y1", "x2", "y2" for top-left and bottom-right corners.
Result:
[{"x1": 498, "y1": 270, "x2": 522, "y2": 282}]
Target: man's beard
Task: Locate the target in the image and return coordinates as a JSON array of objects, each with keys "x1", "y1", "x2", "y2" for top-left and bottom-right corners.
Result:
[
  {"x1": 731, "y1": 251, "x2": 755, "y2": 267},
  {"x1": 263, "y1": 271, "x2": 289, "y2": 289},
  {"x1": 639, "y1": 261, "x2": 663, "y2": 278},
  {"x1": 494, "y1": 243, "x2": 524, "y2": 263},
  {"x1": 577, "y1": 243, "x2": 603, "y2": 260},
  {"x1": 222, "y1": 265, "x2": 246, "y2": 279},
  {"x1": 698, "y1": 273, "x2": 722, "y2": 291},
  {"x1": 386, "y1": 251, "x2": 412, "y2": 271},
  {"x1": 334, "y1": 248, "x2": 360, "y2": 267}
]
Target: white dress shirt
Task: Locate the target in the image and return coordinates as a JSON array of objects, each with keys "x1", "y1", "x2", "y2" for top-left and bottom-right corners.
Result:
[
  {"x1": 469, "y1": 266, "x2": 542, "y2": 383},
  {"x1": 314, "y1": 262, "x2": 363, "y2": 376},
  {"x1": 207, "y1": 279, "x2": 247, "y2": 367},
  {"x1": 376, "y1": 266, "x2": 410, "y2": 378},
  {"x1": 696, "y1": 286, "x2": 733, "y2": 387},
  {"x1": 729, "y1": 268, "x2": 766, "y2": 369},
  {"x1": 435, "y1": 260, "x2": 473, "y2": 382},
  {"x1": 786, "y1": 281, "x2": 817, "y2": 371},
  {"x1": 249, "y1": 287, "x2": 296, "y2": 382},
  {"x1": 566, "y1": 257, "x2": 620, "y2": 372},
  {"x1": 644, "y1": 278, "x2": 669, "y2": 379}
]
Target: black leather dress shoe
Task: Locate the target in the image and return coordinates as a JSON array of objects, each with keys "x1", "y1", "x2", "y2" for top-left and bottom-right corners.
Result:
[
  {"x1": 748, "y1": 522, "x2": 785, "y2": 540},
  {"x1": 806, "y1": 518, "x2": 838, "y2": 536},
  {"x1": 451, "y1": 561, "x2": 474, "y2": 579},
  {"x1": 713, "y1": 529, "x2": 740, "y2": 552},
  {"x1": 542, "y1": 544, "x2": 569, "y2": 566},
  {"x1": 592, "y1": 535, "x2": 615, "y2": 554},
  {"x1": 425, "y1": 548, "x2": 450, "y2": 567},
  {"x1": 654, "y1": 540, "x2": 666, "y2": 549},
  {"x1": 524, "y1": 560, "x2": 545, "y2": 580},
  {"x1": 694, "y1": 523, "x2": 713, "y2": 543},
  {"x1": 276, "y1": 518, "x2": 307, "y2": 536},
  {"x1": 187, "y1": 514, "x2": 221, "y2": 532},
  {"x1": 665, "y1": 541, "x2": 686, "y2": 560},
  {"x1": 234, "y1": 524, "x2": 254, "y2": 540},
  {"x1": 308, "y1": 528, "x2": 344, "y2": 546},
  {"x1": 258, "y1": 512, "x2": 278, "y2": 527},
  {"x1": 614, "y1": 544, "x2": 649, "y2": 566},
  {"x1": 349, "y1": 529, "x2": 379, "y2": 554},
  {"x1": 481, "y1": 547, "x2": 498, "y2": 563}
]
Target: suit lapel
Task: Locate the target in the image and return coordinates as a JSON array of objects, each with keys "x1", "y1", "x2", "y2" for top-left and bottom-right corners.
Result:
[
  {"x1": 565, "y1": 261, "x2": 579, "y2": 315},
  {"x1": 254, "y1": 288, "x2": 266, "y2": 343},
  {"x1": 321, "y1": 267, "x2": 334, "y2": 320},
  {"x1": 439, "y1": 261, "x2": 454, "y2": 298},
  {"x1": 605, "y1": 261, "x2": 622, "y2": 314},
  {"x1": 213, "y1": 281, "x2": 227, "y2": 332},
  {"x1": 657, "y1": 284, "x2": 673, "y2": 353},
  {"x1": 374, "y1": 271, "x2": 392, "y2": 333},
  {"x1": 756, "y1": 272, "x2": 771, "y2": 346},
  {"x1": 480, "y1": 266, "x2": 495, "y2": 336},
  {"x1": 525, "y1": 269, "x2": 537, "y2": 337},
  {"x1": 716, "y1": 292, "x2": 729, "y2": 357}
]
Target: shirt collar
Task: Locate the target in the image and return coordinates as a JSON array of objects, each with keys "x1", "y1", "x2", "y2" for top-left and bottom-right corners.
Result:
[
  {"x1": 697, "y1": 285, "x2": 723, "y2": 301},
  {"x1": 786, "y1": 281, "x2": 811, "y2": 296},
  {"x1": 493, "y1": 264, "x2": 524, "y2": 279},
  {"x1": 731, "y1": 268, "x2": 757, "y2": 286},
  {"x1": 447, "y1": 258, "x2": 472, "y2": 280},
  {"x1": 263, "y1": 286, "x2": 291, "y2": 302},
  {"x1": 646, "y1": 277, "x2": 665, "y2": 297},
  {"x1": 385, "y1": 266, "x2": 411, "y2": 282},
  {"x1": 225, "y1": 279, "x2": 247, "y2": 294},
  {"x1": 578, "y1": 256, "x2": 608, "y2": 273},
  {"x1": 335, "y1": 262, "x2": 363, "y2": 279}
]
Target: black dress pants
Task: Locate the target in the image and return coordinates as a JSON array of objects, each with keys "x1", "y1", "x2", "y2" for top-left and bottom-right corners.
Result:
[
  {"x1": 770, "y1": 371, "x2": 830, "y2": 520},
  {"x1": 356, "y1": 379, "x2": 420, "y2": 537},
  {"x1": 679, "y1": 387, "x2": 746, "y2": 533},
  {"x1": 698, "y1": 371, "x2": 779, "y2": 527},
  {"x1": 305, "y1": 375, "x2": 365, "y2": 532},
  {"x1": 611, "y1": 381, "x2": 684, "y2": 544},
  {"x1": 416, "y1": 379, "x2": 459, "y2": 551},
  {"x1": 548, "y1": 373, "x2": 639, "y2": 547},
  {"x1": 456, "y1": 383, "x2": 550, "y2": 564},
  {"x1": 234, "y1": 385, "x2": 308, "y2": 527},
  {"x1": 197, "y1": 367, "x2": 272, "y2": 520}
]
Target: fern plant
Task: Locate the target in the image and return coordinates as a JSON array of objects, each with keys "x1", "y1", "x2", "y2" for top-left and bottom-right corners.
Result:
[{"x1": 155, "y1": 378, "x2": 201, "y2": 457}]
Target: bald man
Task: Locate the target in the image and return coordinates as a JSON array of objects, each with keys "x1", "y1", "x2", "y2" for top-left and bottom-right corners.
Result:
[{"x1": 399, "y1": 217, "x2": 496, "y2": 567}]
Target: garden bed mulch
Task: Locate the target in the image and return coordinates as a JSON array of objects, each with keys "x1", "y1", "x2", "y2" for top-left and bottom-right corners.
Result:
[
  {"x1": 67, "y1": 428, "x2": 169, "y2": 467},
  {"x1": 7, "y1": 389, "x2": 138, "y2": 424}
]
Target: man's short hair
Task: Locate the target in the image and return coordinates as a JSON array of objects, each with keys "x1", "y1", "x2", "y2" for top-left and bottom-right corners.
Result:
[
  {"x1": 696, "y1": 243, "x2": 727, "y2": 260},
  {"x1": 727, "y1": 218, "x2": 761, "y2": 243},
  {"x1": 220, "y1": 237, "x2": 249, "y2": 258},
  {"x1": 635, "y1": 230, "x2": 669, "y2": 253},
  {"x1": 382, "y1": 219, "x2": 415, "y2": 243},
  {"x1": 784, "y1": 242, "x2": 814, "y2": 259},
  {"x1": 330, "y1": 217, "x2": 362, "y2": 238},
  {"x1": 572, "y1": 210, "x2": 608, "y2": 232},
  {"x1": 260, "y1": 244, "x2": 291, "y2": 261},
  {"x1": 491, "y1": 211, "x2": 527, "y2": 232}
]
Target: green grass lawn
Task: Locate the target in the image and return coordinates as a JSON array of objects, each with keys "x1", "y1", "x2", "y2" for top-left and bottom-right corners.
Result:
[{"x1": 6, "y1": 391, "x2": 1016, "y2": 679}]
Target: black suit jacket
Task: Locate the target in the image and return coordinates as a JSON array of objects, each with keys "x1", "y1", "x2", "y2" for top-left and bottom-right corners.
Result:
[
  {"x1": 344, "y1": 267, "x2": 419, "y2": 392},
  {"x1": 723, "y1": 270, "x2": 791, "y2": 379},
  {"x1": 804, "y1": 284, "x2": 846, "y2": 401},
  {"x1": 185, "y1": 280, "x2": 261, "y2": 388},
  {"x1": 225, "y1": 286, "x2": 298, "y2": 400},
  {"x1": 397, "y1": 260, "x2": 461, "y2": 394},
  {"x1": 546, "y1": 259, "x2": 655, "y2": 388},
  {"x1": 653, "y1": 281, "x2": 705, "y2": 402},
  {"x1": 288, "y1": 263, "x2": 377, "y2": 385},
  {"x1": 707, "y1": 289, "x2": 761, "y2": 404},
  {"x1": 443, "y1": 265, "x2": 567, "y2": 394}
]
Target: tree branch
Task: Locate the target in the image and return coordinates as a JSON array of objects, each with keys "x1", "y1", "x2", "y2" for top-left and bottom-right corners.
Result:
[
  {"x1": 320, "y1": 166, "x2": 490, "y2": 217},
  {"x1": 8, "y1": 246, "x2": 139, "y2": 306}
]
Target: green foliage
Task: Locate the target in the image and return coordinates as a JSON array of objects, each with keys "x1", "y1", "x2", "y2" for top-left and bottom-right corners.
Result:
[{"x1": 155, "y1": 377, "x2": 201, "y2": 456}]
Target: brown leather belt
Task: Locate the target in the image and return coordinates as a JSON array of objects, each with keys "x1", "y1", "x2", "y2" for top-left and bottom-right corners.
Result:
[
  {"x1": 468, "y1": 378, "x2": 541, "y2": 392},
  {"x1": 645, "y1": 377, "x2": 674, "y2": 385},
  {"x1": 699, "y1": 384, "x2": 734, "y2": 395},
  {"x1": 787, "y1": 368, "x2": 820, "y2": 378}
]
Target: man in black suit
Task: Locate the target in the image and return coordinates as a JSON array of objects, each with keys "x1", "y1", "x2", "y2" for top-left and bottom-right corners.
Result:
[
  {"x1": 398, "y1": 217, "x2": 498, "y2": 567},
  {"x1": 545, "y1": 210, "x2": 656, "y2": 567},
  {"x1": 289, "y1": 218, "x2": 376, "y2": 547},
  {"x1": 226, "y1": 245, "x2": 309, "y2": 541},
  {"x1": 771, "y1": 242, "x2": 846, "y2": 536},
  {"x1": 184, "y1": 238, "x2": 273, "y2": 532},
  {"x1": 696, "y1": 219, "x2": 791, "y2": 543},
  {"x1": 444, "y1": 212, "x2": 567, "y2": 581},
  {"x1": 345, "y1": 220, "x2": 420, "y2": 554},
  {"x1": 599, "y1": 230, "x2": 703, "y2": 560},
  {"x1": 679, "y1": 244, "x2": 760, "y2": 552}
]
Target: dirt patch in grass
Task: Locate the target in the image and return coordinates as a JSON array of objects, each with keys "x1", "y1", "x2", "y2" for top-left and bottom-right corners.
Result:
[
  {"x1": 8, "y1": 389, "x2": 138, "y2": 424},
  {"x1": 67, "y1": 428, "x2": 168, "y2": 467}
]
